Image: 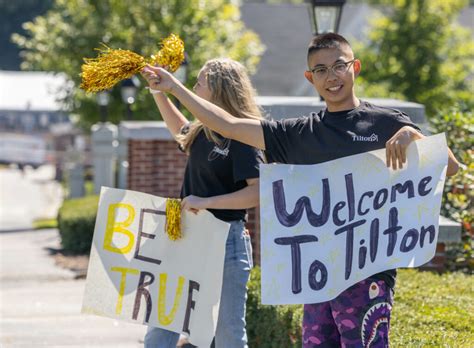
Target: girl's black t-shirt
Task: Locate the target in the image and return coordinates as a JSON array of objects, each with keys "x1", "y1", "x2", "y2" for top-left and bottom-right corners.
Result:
[
  {"x1": 180, "y1": 128, "x2": 262, "y2": 222},
  {"x1": 260, "y1": 100, "x2": 422, "y2": 289}
]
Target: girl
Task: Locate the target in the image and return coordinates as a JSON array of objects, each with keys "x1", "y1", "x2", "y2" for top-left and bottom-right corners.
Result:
[{"x1": 141, "y1": 58, "x2": 262, "y2": 348}]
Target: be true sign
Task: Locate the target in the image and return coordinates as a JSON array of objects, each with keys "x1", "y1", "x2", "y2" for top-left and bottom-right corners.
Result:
[
  {"x1": 82, "y1": 188, "x2": 229, "y2": 347},
  {"x1": 260, "y1": 134, "x2": 448, "y2": 304}
]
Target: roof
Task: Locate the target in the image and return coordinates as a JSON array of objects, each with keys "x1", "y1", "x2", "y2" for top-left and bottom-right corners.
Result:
[{"x1": 0, "y1": 71, "x2": 70, "y2": 111}]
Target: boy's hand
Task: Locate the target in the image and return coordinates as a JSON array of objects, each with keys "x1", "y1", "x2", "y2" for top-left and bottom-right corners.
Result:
[
  {"x1": 385, "y1": 126, "x2": 424, "y2": 170},
  {"x1": 140, "y1": 65, "x2": 177, "y2": 94}
]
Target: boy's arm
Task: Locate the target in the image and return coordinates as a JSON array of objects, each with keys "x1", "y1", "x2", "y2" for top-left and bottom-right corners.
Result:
[
  {"x1": 173, "y1": 84, "x2": 266, "y2": 150},
  {"x1": 385, "y1": 126, "x2": 459, "y2": 176},
  {"x1": 143, "y1": 65, "x2": 266, "y2": 150}
]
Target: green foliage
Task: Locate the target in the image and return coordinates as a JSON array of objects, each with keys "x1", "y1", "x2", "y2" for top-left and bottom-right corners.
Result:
[
  {"x1": 57, "y1": 194, "x2": 99, "y2": 254},
  {"x1": 355, "y1": 0, "x2": 474, "y2": 117},
  {"x1": 12, "y1": 0, "x2": 264, "y2": 129},
  {"x1": 391, "y1": 269, "x2": 474, "y2": 347},
  {"x1": 246, "y1": 267, "x2": 303, "y2": 348},
  {"x1": 430, "y1": 107, "x2": 474, "y2": 272}
]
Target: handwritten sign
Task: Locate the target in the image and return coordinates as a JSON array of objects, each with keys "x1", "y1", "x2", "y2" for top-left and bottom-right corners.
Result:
[
  {"x1": 82, "y1": 188, "x2": 229, "y2": 347},
  {"x1": 260, "y1": 134, "x2": 448, "y2": 304}
]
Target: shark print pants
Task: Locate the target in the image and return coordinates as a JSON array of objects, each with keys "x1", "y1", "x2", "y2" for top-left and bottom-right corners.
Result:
[{"x1": 302, "y1": 277, "x2": 394, "y2": 348}]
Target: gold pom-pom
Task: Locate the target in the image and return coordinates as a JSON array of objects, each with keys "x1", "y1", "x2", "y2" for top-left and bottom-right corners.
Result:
[
  {"x1": 80, "y1": 34, "x2": 185, "y2": 93},
  {"x1": 80, "y1": 45, "x2": 146, "y2": 93},
  {"x1": 150, "y1": 34, "x2": 185, "y2": 73},
  {"x1": 165, "y1": 198, "x2": 182, "y2": 241}
]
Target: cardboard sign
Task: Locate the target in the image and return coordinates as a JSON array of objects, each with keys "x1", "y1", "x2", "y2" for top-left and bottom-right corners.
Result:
[
  {"x1": 260, "y1": 134, "x2": 448, "y2": 304},
  {"x1": 82, "y1": 188, "x2": 229, "y2": 347}
]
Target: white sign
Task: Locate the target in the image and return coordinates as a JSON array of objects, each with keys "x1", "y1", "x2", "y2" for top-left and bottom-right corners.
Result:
[
  {"x1": 260, "y1": 134, "x2": 448, "y2": 304},
  {"x1": 82, "y1": 187, "x2": 229, "y2": 347}
]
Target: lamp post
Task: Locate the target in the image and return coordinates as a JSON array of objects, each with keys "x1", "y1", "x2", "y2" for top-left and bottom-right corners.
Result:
[
  {"x1": 97, "y1": 90, "x2": 110, "y2": 123},
  {"x1": 308, "y1": 0, "x2": 346, "y2": 36},
  {"x1": 120, "y1": 76, "x2": 140, "y2": 120},
  {"x1": 173, "y1": 52, "x2": 189, "y2": 110}
]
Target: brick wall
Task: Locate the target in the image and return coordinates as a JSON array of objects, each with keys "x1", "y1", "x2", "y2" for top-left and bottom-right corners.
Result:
[{"x1": 128, "y1": 139, "x2": 186, "y2": 198}]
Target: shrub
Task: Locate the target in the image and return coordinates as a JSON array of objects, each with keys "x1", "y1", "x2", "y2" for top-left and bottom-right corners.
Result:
[
  {"x1": 57, "y1": 195, "x2": 99, "y2": 254},
  {"x1": 246, "y1": 267, "x2": 303, "y2": 348},
  {"x1": 430, "y1": 107, "x2": 474, "y2": 272}
]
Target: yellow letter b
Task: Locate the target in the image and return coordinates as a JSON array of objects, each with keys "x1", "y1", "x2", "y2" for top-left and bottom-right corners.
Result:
[{"x1": 103, "y1": 203, "x2": 135, "y2": 254}]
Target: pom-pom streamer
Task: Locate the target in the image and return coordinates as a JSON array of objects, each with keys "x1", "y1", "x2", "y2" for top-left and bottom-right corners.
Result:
[
  {"x1": 165, "y1": 198, "x2": 182, "y2": 241},
  {"x1": 80, "y1": 34, "x2": 184, "y2": 93}
]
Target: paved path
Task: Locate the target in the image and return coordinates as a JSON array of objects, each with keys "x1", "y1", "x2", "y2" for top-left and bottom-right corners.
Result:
[
  {"x1": 0, "y1": 166, "x2": 147, "y2": 347},
  {"x1": 0, "y1": 229, "x2": 147, "y2": 347},
  {"x1": 0, "y1": 165, "x2": 62, "y2": 231}
]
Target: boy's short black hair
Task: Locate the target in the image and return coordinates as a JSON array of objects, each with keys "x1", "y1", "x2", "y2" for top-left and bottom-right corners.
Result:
[{"x1": 307, "y1": 33, "x2": 352, "y2": 59}]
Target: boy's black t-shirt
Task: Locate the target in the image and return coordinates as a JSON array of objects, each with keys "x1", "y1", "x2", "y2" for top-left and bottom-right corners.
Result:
[
  {"x1": 180, "y1": 128, "x2": 262, "y2": 222},
  {"x1": 261, "y1": 100, "x2": 422, "y2": 289}
]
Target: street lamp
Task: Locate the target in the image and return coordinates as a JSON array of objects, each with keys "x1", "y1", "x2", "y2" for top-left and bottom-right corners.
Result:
[
  {"x1": 173, "y1": 52, "x2": 189, "y2": 84},
  {"x1": 172, "y1": 52, "x2": 189, "y2": 110},
  {"x1": 120, "y1": 76, "x2": 140, "y2": 120},
  {"x1": 307, "y1": 0, "x2": 346, "y2": 36},
  {"x1": 97, "y1": 90, "x2": 110, "y2": 123}
]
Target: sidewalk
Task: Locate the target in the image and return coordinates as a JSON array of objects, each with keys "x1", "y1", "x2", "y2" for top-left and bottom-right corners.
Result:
[
  {"x1": 0, "y1": 229, "x2": 147, "y2": 347},
  {"x1": 0, "y1": 166, "x2": 147, "y2": 347},
  {"x1": 0, "y1": 165, "x2": 62, "y2": 231}
]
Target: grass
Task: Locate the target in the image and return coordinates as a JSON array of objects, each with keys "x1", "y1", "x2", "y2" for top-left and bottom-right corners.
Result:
[
  {"x1": 33, "y1": 218, "x2": 58, "y2": 229},
  {"x1": 391, "y1": 269, "x2": 473, "y2": 347}
]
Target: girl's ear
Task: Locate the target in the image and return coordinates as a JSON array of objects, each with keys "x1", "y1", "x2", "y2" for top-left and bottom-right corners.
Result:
[{"x1": 304, "y1": 70, "x2": 314, "y2": 84}]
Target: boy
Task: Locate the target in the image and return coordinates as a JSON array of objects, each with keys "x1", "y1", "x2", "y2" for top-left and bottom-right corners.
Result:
[{"x1": 144, "y1": 33, "x2": 459, "y2": 347}]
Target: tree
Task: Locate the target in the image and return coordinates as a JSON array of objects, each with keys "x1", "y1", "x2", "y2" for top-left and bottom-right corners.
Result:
[
  {"x1": 355, "y1": 0, "x2": 474, "y2": 117},
  {"x1": 12, "y1": 0, "x2": 265, "y2": 128},
  {"x1": 0, "y1": 0, "x2": 53, "y2": 70}
]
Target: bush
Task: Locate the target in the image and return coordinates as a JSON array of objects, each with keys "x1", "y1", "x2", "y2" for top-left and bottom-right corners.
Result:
[
  {"x1": 246, "y1": 267, "x2": 303, "y2": 348},
  {"x1": 57, "y1": 195, "x2": 99, "y2": 254},
  {"x1": 430, "y1": 107, "x2": 474, "y2": 272}
]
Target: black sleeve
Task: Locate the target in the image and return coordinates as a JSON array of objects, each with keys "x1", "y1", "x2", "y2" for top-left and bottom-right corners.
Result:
[
  {"x1": 230, "y1": 140, "x2": 263, "y2": 184},
  {"x1": 391, "y1": 111, "x2": 423, "y2": 134},
  {"x1": 261, "y1": 118, "x2": 304, "y2": 163}
]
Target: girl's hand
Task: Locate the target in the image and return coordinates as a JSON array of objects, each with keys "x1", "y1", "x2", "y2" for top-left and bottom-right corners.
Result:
[
  {"x1": 141, "y1": 65, "x2": 178, "y2": 94},
  {"x1": 385, "y1": 126, "x2": 424, "y2": 170},
  {"x1": 181, "y1": 195, "x2": 210, "y2": 214}
]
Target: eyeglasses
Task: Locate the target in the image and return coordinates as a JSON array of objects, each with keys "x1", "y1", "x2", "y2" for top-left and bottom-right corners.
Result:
[{"x1": 309, "y1": 59, "x2": 356, "y2": 80}]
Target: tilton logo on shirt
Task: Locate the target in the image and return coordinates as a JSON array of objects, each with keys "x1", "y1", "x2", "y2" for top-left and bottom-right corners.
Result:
[
  {"x1": 208, "y1": 138, "x2": 231, "y2": 161},
  {"x1": 352, "y1": 133, "x2": 378, "y2": 142}
]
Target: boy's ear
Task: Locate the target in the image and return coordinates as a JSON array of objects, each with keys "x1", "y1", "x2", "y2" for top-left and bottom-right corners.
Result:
[
  {"x1": 354, "y1": 59, "x2": 361, "y2": 78},
  {"x1": 304, "y1": 70, "x2": 314, "y2": 84}
]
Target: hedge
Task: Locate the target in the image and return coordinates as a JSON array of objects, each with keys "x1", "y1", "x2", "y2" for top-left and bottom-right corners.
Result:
[
  {"x1": 57, "y1": 195, "x2": 99, "y2": 254},
  {"x1": 246, "y1": 267, "x2": 303, "y2": 347}
]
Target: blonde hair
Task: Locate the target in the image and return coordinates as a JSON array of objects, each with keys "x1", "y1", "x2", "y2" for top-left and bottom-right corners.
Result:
[{"x1": 178, "y1": 58, "x2": 262, "y2": 153}]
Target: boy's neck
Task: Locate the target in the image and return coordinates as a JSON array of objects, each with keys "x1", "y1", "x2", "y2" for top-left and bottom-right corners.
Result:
[{"x1": 326, "y1": 95, "x2": 360, "y2": 113}]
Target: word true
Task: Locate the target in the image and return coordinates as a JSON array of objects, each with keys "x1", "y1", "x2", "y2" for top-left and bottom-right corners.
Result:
[
  {"x1": 103, "y1": 204, "x2": 200, "y2": 334},
  {"x1": 272, "y1": 173, "x2": 436, "y2": 294},
  {"x1": 111, "y1": 266, "x2": 198, "y2": 334}
]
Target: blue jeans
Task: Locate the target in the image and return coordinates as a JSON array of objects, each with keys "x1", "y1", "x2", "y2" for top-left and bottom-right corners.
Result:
[{"x1": 144, "y1": 220, "x2": 253, "y2": 348}]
